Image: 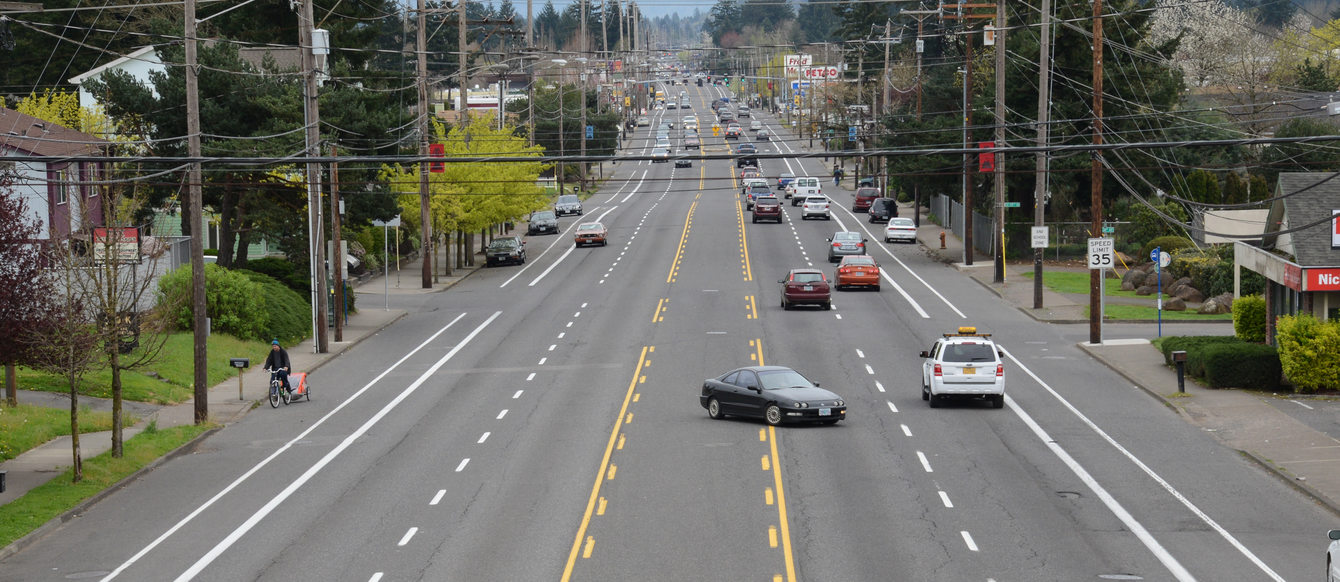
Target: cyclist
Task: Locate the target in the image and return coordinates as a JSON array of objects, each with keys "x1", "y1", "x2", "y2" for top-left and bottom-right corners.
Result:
[{"x1": 263, "y1": 339, "x2": 291, "y2": 395}]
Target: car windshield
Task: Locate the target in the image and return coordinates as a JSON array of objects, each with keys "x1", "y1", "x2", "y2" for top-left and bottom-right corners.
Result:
[
  {"x1": 833, "y1": 232, "x2": 861, "y2": 242},
  {"x1": 532, "y1": 211, "x2": 555, "y2": 221},
  {"x1": 858, "y1": 188, "x2": 880, "y2": 197},
  {"x1": 891, "y1": 218, "x2": 915, "y2": 227},
  {"x1": 845, "y1": 257, "x2": 876, "y2": 266},
  {"x1": 578, "y1": 223, "x2": 602, "y2": 230},
  {"x1": 489, "y1": 238, "x2": 518, "y2": 249},
  {"x1": 791, "y1": 272, "x2": 824, "y2": 283},
  {"x1": 758, "y1": 369, "x2": 813, "y2": 390},
  {"x1": 557, "y1": 195, "x2": 579, "y2": 204},
  {"x1": 943, "y1": 343, "x2": 997, "y2": 363}
]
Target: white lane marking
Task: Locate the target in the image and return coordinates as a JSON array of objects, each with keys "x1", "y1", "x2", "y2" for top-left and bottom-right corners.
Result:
[
  {"x1": 478, "y1": 432, "x2": 490, "y2": 444},
  {"x1": 856, "y1": 349, "x2": 865, "y2": 358},
  {"x1": 558, "y1": 332, "x2": 566, "y2": 339},
  {"x1": 369, "y1": 573, "x2": 384, "y2": 582},
  {"x1": 961, "y1": 531, "x2": 978, "y2": 552},
  {"x1": 622, "y1": 171, "x2": 650, "y2": 203},
  {"x1": 163, "y1": 312, "x2": 502, "y2": 582},
  {"x1": 398, "y1": 527, "x2": 418, "y2": 546},
  {"x1": 1290, "y1": 400, "x2": 1314, "y2": 410},
  {"x1": 102, "y1": 312, "x2": 470, "y2": 580},
  {"x1": 574, "y1": 311, "x2": 582, "y2": 317},
  {"x1": 548, "y1": 344, "x2": 557, "y2": 351},
  {"x1": 430, "y1": 490, "x2": 446, "y2": 506},
  {"x1": 455, "y1": 458, "x2": 470, "y2": 472},
  {"x1": 497, "y1": 409, "x2": 508, "y2": 420},
  {"x1": 901, "y1": 424, "x2": 912, "y2": 437},
  {"x1": 886, "y1": 401, "x2": 898, "y2": 413},
  {"x1": 917, "y1": 451, "x2": 933, "y2": 473},
  {"x1": 567, "y1": 322, "x2": 573, "y2": 328},
  {"x1": 538, "y1": 357, "x2": 547, "y2": 365},
  {"x1": 581, "y1": 302, "x2": 588, "y2": 308},
  {"x1": 879, "y1": 268, "x2": 930, "y2": 319},
  {"x1": 865, "y1": 364, "x2": 875, "y2": 375},
  {"x1": 939, "y1": 491, "x2": 954, "y2": 508},
  {"x1": 526, "y1": 373, "x2": 535, "y2": 381},
  {"x1": 875, "y1": 381, "x2": 886, "y2": 393},
  {"x1": 1001, "y1": 346, "x2": 1275, "y2": 581},
  {"x1": 513, "y1": 390, "x2": 524, "y2": 399},
  {"x1": 526, "y1": 244, "x2": 577, "y2": 287}
]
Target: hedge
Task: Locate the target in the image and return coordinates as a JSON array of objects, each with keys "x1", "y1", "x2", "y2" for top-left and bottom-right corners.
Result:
[
  {"x1": 1275, "y1": 314, "x2": 1340, "y2": 393},
  {"x1": 1201, "y1": 343, "x2": 1280, "y2": 390},
  {"x1": 1139, "y1": 236, "x2": 1195, "y2": 265},
  {"x1": 158, "y1": 264, "x2": 265, "y2": 340},
  {"x1": 244, "y1": 257, "x2": 310, "y2": 295},
  {"x1": 1232, "y1": 295, "x2": 1266, "y2": 343},
  {"x1": 1159, "y1": 335, "x2": 1244, "y2": 378},
  {"x1": 234, "y1": 270, "x2": 310, "y2": 345}
]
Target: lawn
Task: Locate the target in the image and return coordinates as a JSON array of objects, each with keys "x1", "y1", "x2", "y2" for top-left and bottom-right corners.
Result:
[
  {"x1": 0, "y1": 404, "x2": 134, "y2": 461},
  {"x1": 1088, "y1": 304, "x2": 1233, "y2": 321},
  {"x1": 0, "y1": 423, "x2": 212, "y2": 549},
  {"x1": 13, "y1": 332, "x2": 271, "y2": 404},
  {"x1": 1021, "y1": 270, "x2": 1142, "y2": 297}
]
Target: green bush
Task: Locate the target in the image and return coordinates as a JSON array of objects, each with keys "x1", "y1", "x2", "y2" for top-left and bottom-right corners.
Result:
[
  {"x1": 234, "y1": 270, "x2": 310, "y2": 345},
  {"x1": 1275, "y1": 314, "x2": 1340, "y2": 393},
  {"x1": 158, "y1": 264, "x2": 266, "y2": 340},
  {"x1": 244, "y1": 257, "x2": 310, "y2": 295},
  {"x1": 1139, "y1": 236, "x2": 1195, "y2": 265},
  {"x1": 1232, "y1": 295, "x2": 1266, "y2": 342},
  {"x1": 1201, "y1": 343, "x2": 1280, "y2": 390},
  {"x1": 1159, "y1": 336, "x2": 1244, "y2": 378}
]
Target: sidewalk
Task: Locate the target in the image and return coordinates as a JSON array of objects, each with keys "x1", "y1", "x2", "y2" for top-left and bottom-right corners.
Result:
[
  {"x1": 0, "y1": 256, "x2": 485, "y2": 558},
  {"x1": 918, "y1": 215, "x2": 1340, "y2": 516}
]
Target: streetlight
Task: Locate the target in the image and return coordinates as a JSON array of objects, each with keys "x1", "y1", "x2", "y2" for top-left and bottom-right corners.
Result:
[
  {"x1": 552, "y1": 58, "x2": 568, "y2": 195},
  {"x1": 576, "y1": 56, "x2": 589, "y2": 192}
]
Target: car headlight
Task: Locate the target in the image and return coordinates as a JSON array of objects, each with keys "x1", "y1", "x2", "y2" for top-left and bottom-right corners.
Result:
[
  {"x1": 793, "y1": 402, "x2": 808, "y2": 408},
  {"x1": 836, "y1": 400, "x2": 844, "y2": 407}
]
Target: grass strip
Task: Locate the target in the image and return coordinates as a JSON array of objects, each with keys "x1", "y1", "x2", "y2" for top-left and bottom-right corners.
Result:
[
  {"x1": 1085, "y1": 304, "x2": 1233, "y2": 321},
  {"x1": 0, "y1": 423, "x2": 212, "y2": 549},
  {"x1": 1021, "y1": 270, "x2": 1139, "y2": 297},
  {"x1": 0, "y1": 405, "x2": 135, "y2": 461}
]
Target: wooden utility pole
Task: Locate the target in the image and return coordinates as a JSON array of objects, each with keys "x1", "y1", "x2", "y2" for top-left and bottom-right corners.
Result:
[
  {"x1": 580, "y1": 0, "x2": 587, "y2": 191},
  {"x1": 331, "y1": 145, "x2": 343, "y2": 342},
  {"x1": 964, "y1": 31, "x2": 975, "y2": 266},
  {"x1": 301, "y1": 0, "x2": 328, "y2": 354},
  {"x1": 417, "y1": 0, "x2": 432, "y2": 289},
  {"x1": 1089, "y1": 0, "x2": 1104, "y2": 344},
  {"x1": 992, "y1": 1, "x2": 1006, "y2": 284},
  {"x1": 882, "y1": 20, "x2": 891, "y2": 120},
  {"x1": 459, "y1": 0, "x2": 469, "y2": 131},
  {"x1": 906, "y1": 10, "x2": 935, "y2": 228},
  {"x1": 1034, "y1": 0, "x2": 1052, "y2": 309},
  {"x1": 185, "y1": 0, "x2": 209, "y2": 424}
]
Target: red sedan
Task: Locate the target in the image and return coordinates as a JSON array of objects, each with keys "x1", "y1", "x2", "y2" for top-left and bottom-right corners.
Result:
[
  {"x1": 834, "y1": 256, "x2": 881, "y2": 291},
  {"x1": 780, "y1": 269, "x2": 832, "y2": 310}
]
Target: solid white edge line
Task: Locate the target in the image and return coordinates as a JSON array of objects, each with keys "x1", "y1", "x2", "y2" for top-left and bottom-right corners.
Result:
[
  {"x1": 102, "y1": 312, "x2": 470, "y2": 582},
  {"x1": 166, "y1": 312, "x2": 503, "y2": 582},
  {"x1": 1002, "y1": 346, "x2": 1282, "y2": 581},
  {"x1": 398, "y1": 527, "x2": 418, "y2": 547},
  {"x1": 621, "y1": 170, "x2": 649, "y2": 203}
]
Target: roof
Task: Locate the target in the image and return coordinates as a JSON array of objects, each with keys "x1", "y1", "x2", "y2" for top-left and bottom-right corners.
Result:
[
  {"x1": 1264, "y1": 173, "x2": 1340, "y2": 267},
  {"x1": 0, "y1": 108, "x2": 106, "y2": 158},
  {"x1": 67, "y1": 46, "x2": 160, "y2": 85}
]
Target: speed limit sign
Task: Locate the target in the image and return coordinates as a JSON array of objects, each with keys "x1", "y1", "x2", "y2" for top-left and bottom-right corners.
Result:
[{"x1": 1087, "y1": 238, "x2": 1114, "y2": 269}]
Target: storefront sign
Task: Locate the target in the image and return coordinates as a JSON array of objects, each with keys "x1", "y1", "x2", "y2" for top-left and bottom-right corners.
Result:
[
  {"x1": 1332, "y1": 209, "x2": 1339, "y2": 249},
  {"x1": 93, "y1": 227, "x2": 140, "y2": 264},
  {"x1": 1307, "y1": 267, "x2": 1340, "y2": 291},
  {"x1": 1283, "y1": 264, "x2": 1303, "y2": 291}
]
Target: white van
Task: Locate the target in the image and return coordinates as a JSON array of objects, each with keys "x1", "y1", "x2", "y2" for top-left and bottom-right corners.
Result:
[{"x1": 786, "y1": 176, "x2": 821, "y2": 202}]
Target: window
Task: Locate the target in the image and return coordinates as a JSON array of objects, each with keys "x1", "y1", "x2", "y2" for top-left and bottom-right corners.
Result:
[
  {"x1": 758, "y1": 369, "x2": 809, "y2": 390},
  {"x1": 720, "y1": 371, "x2": 739, "y2": 386},
  {"x1": 738, "y1": 372, "x2": 760, "y2": 391},
  {"x1": 943, "y1": 343, "x2": 996, "y2": 363}
]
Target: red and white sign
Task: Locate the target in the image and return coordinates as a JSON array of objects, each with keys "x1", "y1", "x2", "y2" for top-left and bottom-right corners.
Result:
[
  {"x1": 802, "y1": 66, "x2": 840, "y2": 79},
  {"x1": 93, "y1": 227, "x2": 140, "y2": 264},
  {"x1": 978, "y1": 141, "x2": 995, "y2": 173},
  {"x1": 1307, "y1": 268, "x2": 1340, "y2": 291},
  {"x1": 784, "y1": 54, "x2": 813, "y2": 68},
  {"x1": 1332, "y1": 209, "x2": 1339, "y2": 249},
  {"x1": 1283, "y1": 264, "x2": 1303, "y2": 292}
]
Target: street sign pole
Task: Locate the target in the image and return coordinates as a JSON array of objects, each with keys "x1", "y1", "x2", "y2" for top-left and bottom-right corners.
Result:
[{"x1": 1088, "y1": 237, "x2": 1115, "y2": 343}]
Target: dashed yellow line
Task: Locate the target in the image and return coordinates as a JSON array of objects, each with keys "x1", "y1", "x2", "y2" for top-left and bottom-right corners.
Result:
[
  {"x1": 745, "y1": 295, "x2": 758, "y2": 320},
  {"x1": 652, "y1": 298, "x2": 668, "y2": 323},
  {"x1": 666, "y1": 201, "x2": 697, "y2": 283}
]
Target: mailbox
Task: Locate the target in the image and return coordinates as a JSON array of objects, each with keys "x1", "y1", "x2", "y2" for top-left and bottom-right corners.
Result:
[
  {"x1": 229, "y1": 358, "x2": 250, "y2": 369},
  {"x1": 1171, "y1": 351, "x2": 1188, "y2": 393},
  {"x1": 1171, "y1": 351, "x2": 1187, "y2": 363}
]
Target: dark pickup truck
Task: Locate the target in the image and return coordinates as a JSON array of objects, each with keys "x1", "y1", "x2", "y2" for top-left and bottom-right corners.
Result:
[{"x1": 751, "y1": 196, "x2": 783, "y2": 223}]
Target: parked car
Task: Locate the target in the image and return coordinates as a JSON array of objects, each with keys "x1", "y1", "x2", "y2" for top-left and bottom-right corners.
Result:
[
  {"x1": 801, "y1": 196, "x2": 831, "y2": 220},
  {"x1": 554, "y1": 194, "x2": 583, "y2": 216},
  {"x1": 868, "y1": 197, "x2": 899, "y2": 223},
  {"x1": 834, "y1": 255, "x2": 881, "y2": 291},
  {"x1": 526, "y1": 210, "x2": 558, "y2": 235},
  {"x1": 700, "y1": 366, "x2": 846, "y2": 425},
  {"x1": 920, "y1": 327, "x2": 1005, "y2": 409},
  {"x1": 852, "y1": 187, "x2": 880, "y2": 212},
  {"x1": 826, "y1": 231, "x2": 867, "y2": 262},
  {"x1": 884, "y1": 217, "x2": 918, "y2": 243},
  {"x1": 573, "y1": 221, "x2": 608, "y2": 247},
  {"x1": 779, "y1": 269, "x2": 832, "y2": 310},
  {"x1": 485, "y1": 236, "x2": 526, "y2": 266}
]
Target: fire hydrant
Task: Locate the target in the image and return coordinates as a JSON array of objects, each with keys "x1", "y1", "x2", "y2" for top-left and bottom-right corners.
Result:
[{"x1": 939, "y1": 231, "x2": 946, "y2": 249}]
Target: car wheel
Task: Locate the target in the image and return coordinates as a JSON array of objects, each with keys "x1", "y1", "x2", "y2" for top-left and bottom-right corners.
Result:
[
  {"x1": 824, "y1": 301, "x2": 832, "y2": 311},
  {"x1": 922, "y1": 384, "x2": 930, "y2": 401},
  {"x1": 764, "y1": 404, "x2": 784, "y2": 426},
  {"x1": 928, "y1": 393, "x2": 941, "y2": 408},
  {"x1": 781, "y1": 298, "x2": 790, "y2": 310},
  {"x1": 873, "y1": 285, "x2": 881, "y2": 292},
  {"x1": 992, "y1": 395, "x2": 1004, "y2": 409},
  {"x1": 707, "y1": 398, "x2": 726, "y2": 419}
]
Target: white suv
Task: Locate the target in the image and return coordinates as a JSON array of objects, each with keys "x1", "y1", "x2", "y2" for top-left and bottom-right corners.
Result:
[
  {"x1": 920, "y1": 327, "x2": 1005, "y2": 408},
  {"x1": 801, "y1": 196, "x2": 831, "y2": 220}
]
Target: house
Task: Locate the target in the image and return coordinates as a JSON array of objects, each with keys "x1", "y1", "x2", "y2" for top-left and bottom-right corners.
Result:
[
  {"x1": 1234, "y1": 172, "x2": 1340, "y2": 343},
  {"x1": 0, "y1": 108, "x2": 108, "y2": 239},
  {"x1": 67, "y1": 46, "x2": 165, "y2": 110}
]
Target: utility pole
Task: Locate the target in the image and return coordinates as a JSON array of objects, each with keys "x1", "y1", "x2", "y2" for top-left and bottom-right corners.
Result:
[
  {"x1": 963, "y1": 30, "x2": 975, "y2": 266},
  {"x1": 417, "y1": 0, "x2": 432, "y2": 289},
  {"x1": 882, "y1": 19, "x2": 891, "y2": 121},
  {"x1": 331, "y1": 145, "x2": 343, "y2": 342},
  {"x1": 185, "y1": 0, "x2": 208, "y2": 424},
  {"x1": 992, "y1": 0, "x2": 1006, "y2": 284},
  {"x1": 1090, "y1": 0, "x2": 1105, "y2": 344},
  {"x1": 300, "y1": 0, "x2": 328, "y2": 354},
  {"x1": 1034, "y1": 0, "x2": 1053, "y2": 309},
  {"x1": 459, "y1": 0, "x2": 469, "y2": 131},
  {"x1": 906, "y1": 10, "x2": 934, "y2": 228},
  {"x1": 526, "y1": 0, "x2": 533, "y2": 47},
  {"x1": 580, "y1": 0, "x2": 587, "y2": 192}
]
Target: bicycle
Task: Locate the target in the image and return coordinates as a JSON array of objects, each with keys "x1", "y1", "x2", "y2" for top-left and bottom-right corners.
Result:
[{"x1": 266, "y1": 368, "x2": 291, "y2": 408}]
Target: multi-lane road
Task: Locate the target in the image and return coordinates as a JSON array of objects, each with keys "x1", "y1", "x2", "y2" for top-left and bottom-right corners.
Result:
[{"x1": 2, "y1": 80, "x2": 1333, "y2": 582}]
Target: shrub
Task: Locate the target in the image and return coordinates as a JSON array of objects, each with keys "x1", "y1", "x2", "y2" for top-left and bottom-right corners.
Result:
[
  {"x1": 1201, "y1": 343, "x2": 1280, "y2": 390},
  {"x1": 245, "y1": 257, "x2": 310, "y2": 295},
  {"x1": 1275, "y1": 314, "x2": 1340, "y2": 393},
  {"x1": 1232, "y1": 295, "x2": 1266, "y2": 342},
  {"x1": 1138, "y1": 236, "x2": 1195, "y2": 265},
  {"x1": 234, "y1": 270, "x2": 310, "y2": 345},
  {"x1": 158, "y1": 264, "x2": 265, "y2": 340},
  {"x1": 1159, "y1": 336, "x2": 1243, "y2": 378}
]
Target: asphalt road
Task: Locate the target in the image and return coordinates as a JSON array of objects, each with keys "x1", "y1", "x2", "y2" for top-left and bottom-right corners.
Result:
[{"x1": 2, "y1": 80, "x2": 1335, "y2": 582}]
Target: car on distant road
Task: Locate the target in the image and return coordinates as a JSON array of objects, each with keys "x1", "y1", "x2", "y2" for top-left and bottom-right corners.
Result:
[
  {"x1": 636, "y1": 115, "x2": 650, "y2": 126},
  {"x1": 745, "y1": 184, "x2": 772, "y2": 209},
  {"x1": 826, "y1": 231, "x2": 867, "y2": 262},
  {"x1": 801, "y1": 196, "x2": 831, "y2": 220},
  {"x1": 573, "y1": 221, "x2": 608, "y2": 247},
  {"x1": 651, "y1": 147, "x2": 670, "y2": 162},
  {"x1": 756, "y1": 129, "x2": 770, "y2": 141},
  {"x1": 777, "y1": 173, "x2": 796, "y2": 191},
  {"x1": 485, "y1": 236, "x2": 526, "y2": 266},
  {"x1": 884, "y1": 217, "x2": 918, "y2": 243},
  {"x1": 526, "y1": 210, "x2": 559, "y2": 235},
  {"x1": 736, "y1": 142, "x2": 757, "y2": 155},
  {"x1": 725, "y1": 126, "x2": 742, "y2": 139},
  {"x1": 920, "y1": 327, "x2": 1005, "y2": 409},
  {"x1": 750, "y1": 120, "x2": 763, "y2": 131},
  {"x1": 684, "y1": 135, "x2": 701, "y2": 149},
  {"x1": 852, "y1": 187, "x2": 880, "y2": 212},
  {"x1": 700, "y1": 366, "x2": 846, "y2": 425},
  {"x1": 738, "y1": 105, "x2": 751, "y2": 118},
  {"x1": 741, "y1": 177, "x2": 769, "y2": 196},
  {"x1": 737, "y1": 155, "x2": 759, "y2": 168},
  {"x1": 779, "y1": 268, "x2": 832, "y2": 310},
  {"x1": 834, "y1": 255, "x2": 881, "y2": 291},
  {"x1": 789, "y1": 176, "x2": 821, "y2": 205},
  {"x1": 675, "y1": 157, "x2": 693, "y2": 168},
  {"x1": 554, "y1": 194, "x2": 583, "y2": 216},
  {"x1": 752, "y1": 195, "x2": 783, "y2": 223},
  {"x1": 741, "y1": 167, "x2": 764, "y2": 181},
  {"x1": 868, "y1": 197, "x2": 899, "y2": 223}
]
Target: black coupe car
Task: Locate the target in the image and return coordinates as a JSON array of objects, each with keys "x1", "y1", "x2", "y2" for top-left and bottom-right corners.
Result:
[{"x1": 700, "y1": 366, "x2": 846, "y2": 426}]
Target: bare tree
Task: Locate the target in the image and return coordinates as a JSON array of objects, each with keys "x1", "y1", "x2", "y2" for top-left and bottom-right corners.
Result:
[{"x1": 0, "y1": 171, "x2": 53, "y2": 407}]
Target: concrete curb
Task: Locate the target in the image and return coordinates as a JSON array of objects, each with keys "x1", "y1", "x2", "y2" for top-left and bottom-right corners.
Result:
[{"x1": 0, "y1": 426, "x2": 222, "y2": 561}]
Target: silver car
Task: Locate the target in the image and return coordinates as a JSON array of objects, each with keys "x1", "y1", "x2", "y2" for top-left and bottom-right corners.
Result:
[
  {"x1": 554, "y1": 194, "x2": 583, "y2": 216},
  {"x1": 826, "y1": 231, "x2": 867, "y2": 262},
  {"x1": 801, "y1": 196, "x2": 831, "y2": 220}
]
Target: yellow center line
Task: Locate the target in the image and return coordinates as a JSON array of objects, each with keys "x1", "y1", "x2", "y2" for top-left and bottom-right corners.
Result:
[
  {"x1": 738, "y1": 199, "x2": 753, "y2": 281},
  {"x1": 768, "y1": 426, "x2": 798, "y2": 582},
  {"x1": 560, "y1": 346, "x2": 651, "y2": 580},
  {"x1": 652, "y1": 298, "x2": 668, "y2": 323},
  {"x1": 666, "y1": 201, "x2": 698, "y2": 283}
]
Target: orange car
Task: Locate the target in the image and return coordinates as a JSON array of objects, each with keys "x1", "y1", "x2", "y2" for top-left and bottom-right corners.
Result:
[
  {"x1": 574, "y1": 221, "x2": 608, "y2": 247},
  {"x1": 834, "y1": 255, "x2": 881, "y2": 291}
]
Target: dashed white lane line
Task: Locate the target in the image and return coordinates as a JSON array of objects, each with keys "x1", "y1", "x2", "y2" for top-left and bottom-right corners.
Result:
[
  {"x1": 538, "y1": 357, "x2": 547, "y2": 365},
  {"x1": 856, "y1": 349, "x2": 865, "y2": 358},
  {"x1": 917, "y1": 451, "x2": 933, "y2": 473},
  {"x1": 513, "y1": 390, "x2": 524, "y2": 399},
  {"x1": 581, "y1": 302, "x2": 588, "y2": 308},
  {"x1": 369, "y1": 573, "x2": 384, "y2": 582},
  {"x1": 558, "y1": 332, "x2": 566, "y2": 339},
  {"x1": 398, "y1": 527, "x2": 418, "y2": 547},
  {"x1": 429, "y1": 490, "x2": 446, "y2": 506},
  {"x1": 548, "y1": 344, "x2": 557, "y2": 351},
  {"x1": 901, "y1": 424, "x2": 912, "y2": 437},
  {"x1": 526, "y1": 373, "x2": 535, "y2": 381},
  {"x1": 835, "y1": 314, "x2": 842, "y2": 319},
  {"x1": 875, "y1": 381, "x2": 886, "y2": 393},
  {"x1": 939, "y1": 491, "x2": 954, "y2": 508},
  {"x1": 961, "y1": 531, "x2": 978, "y2": 552},
  {"x1": 886, "y1": 401, "x2": 898, "y2": 413},
  {"x1": 455, "y1": 458, "x2": 470, "y2": 472},
  {"x1": 574, "y1": 311, "x2": 582, "y2": 317},
  {"x1": 496, "y1": 409, "x2": 508, "y2": 420},
  {"x1": 477, "y1": 432, "x2": 490, "y2": 444},
  {"x1": 865, "y1": 364, "x2": 875, "y2": 375},
  {"x1": 567, "y1": 321, "x2": 574, "y2": 328}
]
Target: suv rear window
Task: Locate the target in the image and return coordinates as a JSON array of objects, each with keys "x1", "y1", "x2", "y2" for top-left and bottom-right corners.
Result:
[{"x1": 943, "y1": 343, "x2": 997, "y2": 363}]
